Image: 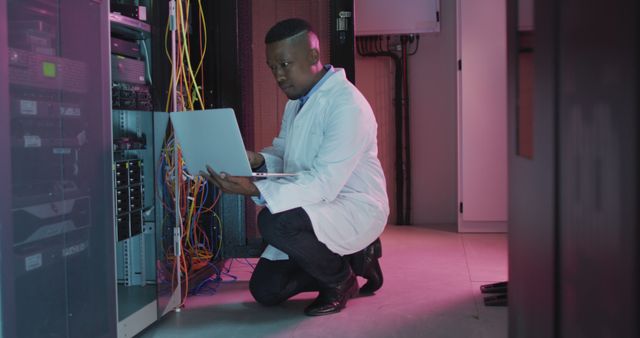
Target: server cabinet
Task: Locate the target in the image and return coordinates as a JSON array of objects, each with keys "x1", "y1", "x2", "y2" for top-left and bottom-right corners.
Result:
[
  {"x1": 109, "y1": 1, "x2": 183, "y2": 336},
  {"x1": 0, "y1": 3, "x2": 10, "y2": 334},
  {"x1": 0, "y1": 0, "x2": 117, "y2": 337}
]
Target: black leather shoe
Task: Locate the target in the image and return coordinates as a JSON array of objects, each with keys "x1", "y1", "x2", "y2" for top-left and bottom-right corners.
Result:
[
  {"x1": 304, "y1": 273, "x2": 358, "y2": 316},
  {"x1": 354, "y1": 238, "x2": 383, "y2": 294}
]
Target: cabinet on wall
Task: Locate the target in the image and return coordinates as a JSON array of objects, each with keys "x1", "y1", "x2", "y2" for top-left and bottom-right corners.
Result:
[{"x1": 355, "y1": 0, "x2": 440, "y2": 36}]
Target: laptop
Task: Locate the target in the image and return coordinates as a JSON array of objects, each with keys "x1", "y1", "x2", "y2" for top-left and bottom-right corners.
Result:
[{"x1": 169, "y1": 108, "x2": 297, "y2": 177}]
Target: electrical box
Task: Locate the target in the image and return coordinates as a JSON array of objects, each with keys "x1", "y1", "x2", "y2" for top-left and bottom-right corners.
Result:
[{"x1": 355, "y1": 0, "x2": 440, "y2": 36}]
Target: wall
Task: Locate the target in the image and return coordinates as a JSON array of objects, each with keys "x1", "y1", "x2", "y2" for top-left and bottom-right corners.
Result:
[
  {"x1": 251, "y1": 1, "x2": 401, "y2": 222},
  {"x1": 354, "y1": 55, "x2": 398, "y2": 223},
  {"x1": 251, "y1": 0, "x2": 330, "y2": 152},
  {"x1": 408, "y1": 0, "x2": 459, "y2": 225},
  {"x1": 251, "y1": 1, "x2": 460, "y2": 227},
  {"x1": 355, "y1": 0, "x2": 458, "y2": 226}
]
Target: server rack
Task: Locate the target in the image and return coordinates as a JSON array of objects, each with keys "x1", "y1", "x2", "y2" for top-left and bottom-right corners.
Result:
[
  {"x1": 109, "y1": 1, "x2": 183, "y2": 336},
  {"x1": 1, "y1": 0, "x2": 117, "y2": 336}
]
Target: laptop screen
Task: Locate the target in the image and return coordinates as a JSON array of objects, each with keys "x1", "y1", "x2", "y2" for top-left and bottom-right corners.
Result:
[{"x1": 169, "y1": 108, "x2": 254, "y2": 176}]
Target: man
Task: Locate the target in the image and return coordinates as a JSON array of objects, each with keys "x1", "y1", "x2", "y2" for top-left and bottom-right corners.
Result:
[{"x1": 201, "y1": 18, "x2": 388, "y2": 316}]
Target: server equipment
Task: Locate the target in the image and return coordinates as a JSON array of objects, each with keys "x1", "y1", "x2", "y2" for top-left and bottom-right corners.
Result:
[{"x1": 114, "y1": 159, "x2": 144, "y2": 241}]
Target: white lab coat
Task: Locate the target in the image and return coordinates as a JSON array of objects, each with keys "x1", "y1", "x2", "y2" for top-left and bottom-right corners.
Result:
[{"x1": 255, "y1": 69, "x2": 389, "y2": 256}]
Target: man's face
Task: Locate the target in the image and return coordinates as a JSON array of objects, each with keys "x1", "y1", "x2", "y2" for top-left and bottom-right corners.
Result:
[{"x1": 266, "y1": 34, "x2": 317, "y2": 100}]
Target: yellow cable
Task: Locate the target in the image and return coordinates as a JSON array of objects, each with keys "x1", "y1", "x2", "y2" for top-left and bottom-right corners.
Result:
[
  {"x1": 162, "y1": 3, "x2": 219, "y2": 296},
  {"x1": 179, "y1": 0, "x2": 192, "y2": 109},
  {"x1": 196, "y1": 0, "x2": 207, "y2": 104},
  {"x1": 194, "y1": 0, "x2": 207, "y2": 81},
  {"x1": 176, "y1": 0, "x2": 194, "y2": 110},
  {"x1": 164, "y1": 14, "x2": 172, "y2": 63},
  {"x1": 179, "y1": 0, "x2": 204, "y2": 109},
  {"x1": 164, "y1": 0, "x2": 206, "y2": 111}
]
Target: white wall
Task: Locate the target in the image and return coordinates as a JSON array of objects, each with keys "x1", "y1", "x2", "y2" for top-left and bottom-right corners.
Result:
[
  {"x1": 409, "y1": 0, "x2": 459, "y2": 225},
  {"x1": 357, "y1": 0, "x2": 510, "y2": 228},
  {"x1": 355, "y1": 0, "x2": 458, "y2": 226}
]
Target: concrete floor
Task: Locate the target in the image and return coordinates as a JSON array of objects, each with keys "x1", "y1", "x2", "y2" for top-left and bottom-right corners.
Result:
[{"x1": 138, "y1": 225, "x2": 508, "y2": 338}]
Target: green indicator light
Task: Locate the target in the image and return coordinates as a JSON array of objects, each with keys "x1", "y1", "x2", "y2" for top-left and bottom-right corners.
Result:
[{"x1": 42, "y1": 62, "x2": 57, "y2": 78}]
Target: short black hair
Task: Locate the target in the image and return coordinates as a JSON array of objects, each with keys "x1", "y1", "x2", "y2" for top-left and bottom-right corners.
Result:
[{"x1": 265, "y1": 18, "x2": 314, "y2": 44}]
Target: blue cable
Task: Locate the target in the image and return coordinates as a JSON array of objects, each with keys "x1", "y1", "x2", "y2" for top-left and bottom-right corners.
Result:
[{"x1": 191, "y1": 263, "x2": 241, "y2": 296}]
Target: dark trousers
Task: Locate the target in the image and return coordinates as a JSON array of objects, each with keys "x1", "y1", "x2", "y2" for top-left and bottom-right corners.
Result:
[{"x1": 249, "y1": 207, "x2": 351, "y2": 306}]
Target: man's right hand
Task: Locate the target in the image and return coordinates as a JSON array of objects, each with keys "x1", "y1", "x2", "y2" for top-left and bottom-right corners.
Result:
[{"x1": 247, "y1": 150, "x2": 265, "y2": 169}]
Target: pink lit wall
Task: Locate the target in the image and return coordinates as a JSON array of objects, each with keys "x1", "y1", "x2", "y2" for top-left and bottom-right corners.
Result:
[
  {"x1": 250, "y1": 0, "x2": 330, "y2": 152},
  {"x1": 249, "y1": 1, "x2": 501, "y2": 227},
  {"x1": 408, "y1": 0, "x2": 459, "y2": 226},
  {"x1": 250, "y1": 1, "x2": 402, "y2": 222},
  {"x1": 354, "y1": 55, "x2": 398, "y2": 224},
  {"x1": 357, "y1": 0, "x2": 509, "y2": 229},
  {"x1": 356, "y1": 0, "x2": 460, "y2": 226}
]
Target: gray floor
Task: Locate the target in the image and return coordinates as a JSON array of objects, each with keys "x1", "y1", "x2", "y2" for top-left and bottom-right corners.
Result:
[
  {"x1": 138, "y1": 225, "x2": 508, "y2": 338},
  {"x1": 118, "y1": 284, "x2": 158, "y2": 321}
]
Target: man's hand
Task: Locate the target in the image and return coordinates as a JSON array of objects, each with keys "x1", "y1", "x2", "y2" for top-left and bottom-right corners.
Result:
[
  {"x1": 247, "y1": 150, "x2": 265, "y2": 169},
  {"x1": 200, "y1": 165, "x2": 260, "y2": 196}
]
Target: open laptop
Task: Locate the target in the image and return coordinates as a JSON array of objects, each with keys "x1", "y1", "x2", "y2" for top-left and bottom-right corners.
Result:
[{"x1": 169, "y1": 108, "x2": 296, "y2": 177}]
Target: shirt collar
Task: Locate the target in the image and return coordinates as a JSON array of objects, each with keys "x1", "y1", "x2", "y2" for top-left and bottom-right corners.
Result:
[{"x1": 298, "y1": 64, "x2": 335, "y2": 108}]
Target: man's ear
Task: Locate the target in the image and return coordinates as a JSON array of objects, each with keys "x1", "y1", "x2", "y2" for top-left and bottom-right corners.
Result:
[{"x1": 308, "y1": 48, "x2": 320, "y2": 64}]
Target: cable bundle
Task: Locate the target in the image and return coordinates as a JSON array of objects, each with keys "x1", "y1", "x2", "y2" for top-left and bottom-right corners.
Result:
[
  {"x1": 158, "y1": 0, "x2": 221, "y2": 308},
  {"x1": 164, "y1": 0, "x2": 207, "y2": 112}
]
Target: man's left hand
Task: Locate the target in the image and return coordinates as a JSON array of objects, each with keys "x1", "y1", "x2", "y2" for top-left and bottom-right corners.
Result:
[{"x1": 200, "y1": 165, "x2": 260, "y2": 196}]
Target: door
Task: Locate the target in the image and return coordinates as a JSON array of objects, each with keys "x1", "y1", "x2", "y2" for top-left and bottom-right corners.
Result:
[
  {"x1": 457, "y1": 0, "x2": 508, "y2": 232},
  {"x1": 507, "y1": 0, "x2": 556, "y2": 335}
]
